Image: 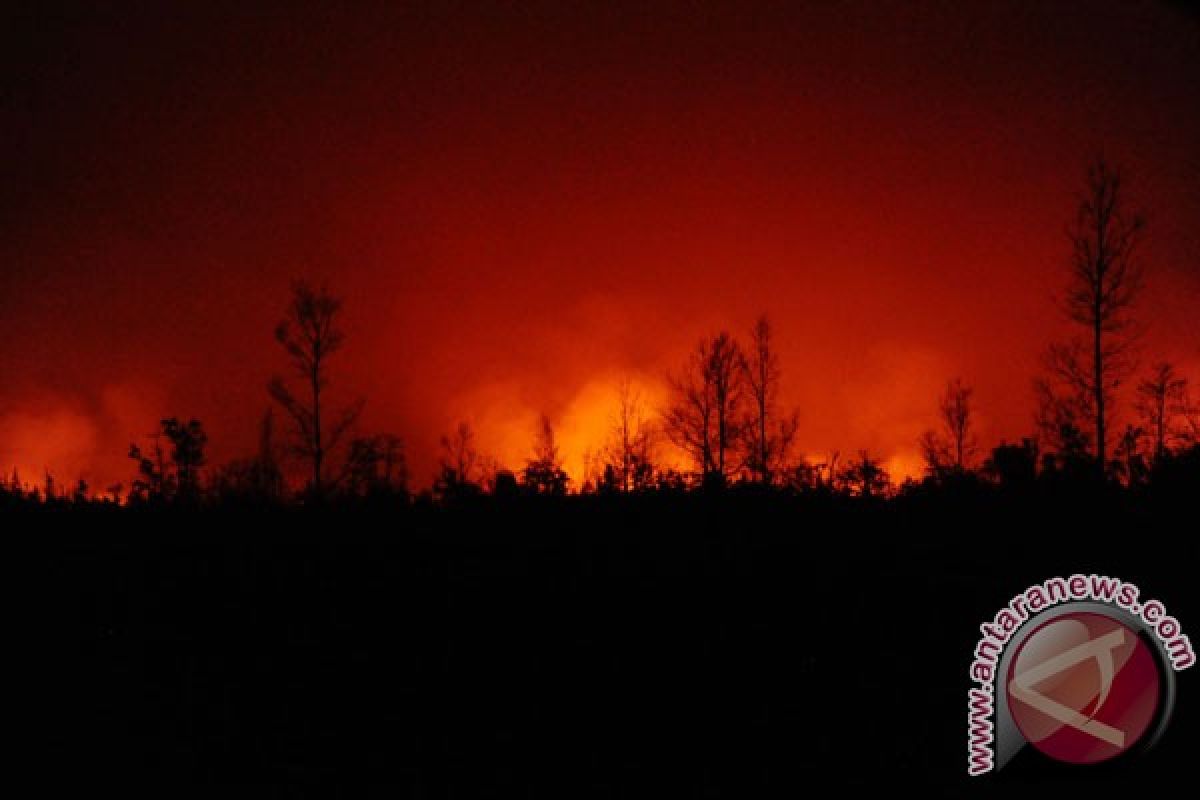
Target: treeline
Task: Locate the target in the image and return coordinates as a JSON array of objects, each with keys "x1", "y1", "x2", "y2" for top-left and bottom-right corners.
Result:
[
  {"x1": 4, "y1": 419, "x2": 1199, "y2": 513},
  {"x1": 2, "y1": 156, "x2": 1199, "y2": 511}
]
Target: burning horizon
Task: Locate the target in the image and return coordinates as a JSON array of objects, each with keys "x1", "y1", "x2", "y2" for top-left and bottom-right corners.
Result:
[{"x1": 2, "y1": 2, "x2": 1199, "y2": 493}]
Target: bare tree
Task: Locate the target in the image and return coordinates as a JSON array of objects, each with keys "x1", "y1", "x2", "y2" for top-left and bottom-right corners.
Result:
[
  {"x1": 1045, "y1": 158, "x2": 1145, "y2": 475},
  {"x1": 741, "y1": 315, "x2": 799, "y2": 484},
  {"x1": 1136, "y1": 362, "x2": 1192, "y2": 463},
  {"x1": 268, "y1": 281, "x2": 362, "y2": 496},
  {"x1": 941, "y1": 379, "x2": 975, "y2": 469},
  {"x1": 918, "y1": 430, "x2": 951, "y2": 476},
  {"x1": 605, "y1": 378, "x2": 656, "y2": 491},
  {"x1": 439, "y1": 421, "x2": 479, "y2": 486},
  {"x1": 663, "y1": 332, "x2": 744, "y2": 483},
  {"x1": 919, "y1": 378, "x2": 976, "y2": 474}
]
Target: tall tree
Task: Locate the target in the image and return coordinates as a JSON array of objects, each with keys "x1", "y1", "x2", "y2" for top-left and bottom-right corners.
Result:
[
  {"x1": 663, "y1": 331, "x2": 744, "y2": 483},
  {"x1": 269, "y1": 281, "x2": 362, "y2": 496},
  {"x1": 439, "y1": 420, "x2": 479, "y2": 487},
  {"x1": 605, "y1": 378, "x2": 655, "y2": 491},
  {"x1": 1046, "y1": 158, "x2": 1145, "y2": 476},
  {"x1": 940, "y1": 378, "x2": 975, "y2": 469},
  {"x1": 741, "y1": 315, "x2": 799, "y2": 484},
  {"x1": 919, "y1": 378, "x2": 976, "y2": 474}
]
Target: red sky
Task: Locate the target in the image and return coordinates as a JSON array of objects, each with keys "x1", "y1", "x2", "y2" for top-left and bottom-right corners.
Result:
[{"x1": 2, "y1": 1, "x2": 1199, "y2": 489}]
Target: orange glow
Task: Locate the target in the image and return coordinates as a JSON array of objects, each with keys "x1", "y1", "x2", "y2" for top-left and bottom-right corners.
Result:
[
  {"x1": 0, "y1": 407, "x2": 97, "y2": 490},
  {"x1": 2, "y1": 4, "x2": 1198, "y2": 491}
]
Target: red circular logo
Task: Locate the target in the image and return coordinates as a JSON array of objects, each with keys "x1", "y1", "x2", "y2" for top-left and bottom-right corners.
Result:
[{"x1": 1006, "y1": 612, "x2": 1161, "y2": 764}]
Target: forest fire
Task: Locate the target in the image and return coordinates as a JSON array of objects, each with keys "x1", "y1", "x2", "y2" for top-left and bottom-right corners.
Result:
[
  {"x1": 2, "y1": 4, "x2": 1198, "y2": 498},
  {"x1": 10, "y1": 3, "x2": 1200, "y2": 794}
]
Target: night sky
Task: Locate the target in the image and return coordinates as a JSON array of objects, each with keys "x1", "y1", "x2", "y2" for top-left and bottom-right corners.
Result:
[{"x1": 2, "y1": 1, "x2": 1199, "y2": 489}]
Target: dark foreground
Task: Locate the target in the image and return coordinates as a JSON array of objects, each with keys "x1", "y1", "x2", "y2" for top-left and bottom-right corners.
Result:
[{"x1": 27, "y1": 489, "x2": 1200, "y2": 794}]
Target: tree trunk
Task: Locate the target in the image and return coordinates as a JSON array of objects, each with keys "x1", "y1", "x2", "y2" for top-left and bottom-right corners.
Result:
[
  {"x1": 311, "y1": 360, "x2": 323, "y2": 494},
  {"x1": 1094, "y1": 310, "x2": 1105, "y2": 478}
]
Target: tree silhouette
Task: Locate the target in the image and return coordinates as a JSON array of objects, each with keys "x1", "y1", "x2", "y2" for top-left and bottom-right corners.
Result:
[
  {"x1": 128, "y1": 428, "x2": 167, "y2": 501},
  {"x1": 268, "y1": 281, "x2": 363, "y2": 498},
  {"x1": 1113, "y1": 423, "x2": 1149, "y2": 486},
  {"x1": 919, "y1": 378, "x2": 976, "y2": 475},
  {"x1": 1044, "y1": 158, "x2": 1144, "y2": 477},
  {"x1": 162, "y1": 417, "x2": 207, "y2": 497},
  {"x1": 1136, "y1": 362, "x2": 1192, "y2": 465},
  {"x1": 213, "y1": 409, "x2": 284, "y2": 504},
  {"x1": 491, "y1": 468, "x2": 520, "y2": 499},
  {"x1": 786, "y1": 451, "x2": 839, "y2": 493},
  {"x1": 741, "y1": 315, "x2": 798, "y2": 484},
  {"x1": 838, "y1": 450, "x2": 889, "y2": 498},
  {"x1": 437, "y1": 420, "x2": 479, "y2": 491},
  {"x1": 604, "y1": 379, "x2": 656, "y2": 491},
  {"x1": 128, "y1": 417, "x2": 207, "y2": 503},
  {"x1": 663, "y1": 331, "x2": 744, "y2": 484},
  {"x1": 983, "y1": 439, "x2": 1038, "y2": 488},
  {"x1": 343, "y1": 433, "x2": 407, "y2": 498},
  {"x1": 523, "y1": 414, "x2": 568, "y2": 496},
  {"x1": 434, "y1": 422, "x2": 486, "y2": 504},
  {"x1": 1034, "y1": 377, "x2": 1093, "y2": 474}
]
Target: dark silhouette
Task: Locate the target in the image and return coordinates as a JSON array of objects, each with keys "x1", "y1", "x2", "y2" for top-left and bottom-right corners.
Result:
[
  {"x1": 663, "y1": 331, "x2": 744, "y2": 484},
  {"x1": 128, "y1": 417, "x2": 208, "y2": 503},
  {"x1": 785, "y1": 451, "x2": 839, "y2": 494},
  {"x1": 919, "y1": 378, "x2": 976, "y2": 476},
  {"x1": 1033, "y1": 372, "x2": 1094, "y2": 472},
  {"x1": 212, "y1": 409, "x2": 285, "y2": 505},
  {"x1": 438, "y1": 421, "x2": 479, "y2": 488},
  {"x1": 1043, "y1": 158, "x2": 1144, "y2": 477},
  {"x1": 838, "y1": 449, "x2": 890, "y2": 497},
  {"x1": 1136, "y1": 361, "x2": 1192, "y2": 465},
  {"x1": 983, "y1": 438, "x2": 1039, "y2": 489},
  {"x1": 741, "y1": 315, "x2": 798, "y2": 485},
  {"x1": 523, "y1": 414, "x2": 568, "y2": 496},
  {"x1": 1113, "y1": 422, "x2": 1150, "y2": 486},
  {"x1": 128, "y1": 429, "x2": 166, "y2": 500},
  {"x1": 490, "y1": 467, "x2": 520, "y2": 499},
  {"x1": 164, "y1": 417, "x2": 207, "y2": 497},
  {"x1": 269, "y1": 281, "x2": 363, "y2": 498},
  {"x1": 604, "y1": 379, "x2": 656, "y2": 491},
  {"x1": 343, "y1": 433, "x2": 407, "y2": 499}
]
